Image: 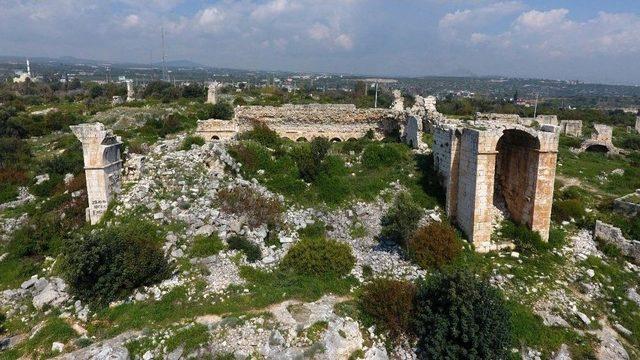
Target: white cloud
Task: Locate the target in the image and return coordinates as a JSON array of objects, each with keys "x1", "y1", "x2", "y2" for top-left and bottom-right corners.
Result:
[
  {"x1": 196, "y1": 6, "x2": 225, "y2": 32},
  {"x1": 123, "y1": 14, "x2": 140, "y2": 28},
  {"x1": 513, "y1": 9, "x2": 571, "y2": 33},
  {"x1": 250, "y1": 0, "x2": 299, "y2": 20},
  {"x1": 335, "y1": 34, "x2": 353, "y2": 50},
  {"x1": 439, "y1": 1, "x2": 525, "y2": 36}
]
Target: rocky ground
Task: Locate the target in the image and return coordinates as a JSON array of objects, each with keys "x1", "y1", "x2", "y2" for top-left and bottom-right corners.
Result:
[{"x1": 0, "y1": 134, "x2": 639, "y2": 359}]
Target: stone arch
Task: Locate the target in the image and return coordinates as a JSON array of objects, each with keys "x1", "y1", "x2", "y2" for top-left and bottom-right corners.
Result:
[
  {"x1": 330, "y1": 137, "x2": 342, "y2": 142},
  {"x1": 494, "y1": 129, "x2": 541, "y2": 228},
  {"x1": 585, "y1": 144, "x2": 609, "y2": 153},
  {"x1": 347, "y1": 137, "x2": 357, "y2": 142},
  {"x1": 211, "y1": 135, "x2": 220, "y2": 140},
  {"x1": 296, "y1": 137, "x2": 308, "y2": 142}
]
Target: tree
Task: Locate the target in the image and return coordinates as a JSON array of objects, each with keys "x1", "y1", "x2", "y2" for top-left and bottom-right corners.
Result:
[
  {"x1": 413, "y1": 271, "x2": 511, "y2": 360},
  {"x1": 380, "y1": 192, "x2": 423, "y2": 246}
]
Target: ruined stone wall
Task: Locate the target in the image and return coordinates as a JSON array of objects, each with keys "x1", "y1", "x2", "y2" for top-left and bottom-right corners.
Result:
[
  {"x1": 404, "y1": 116, "x2": 420, "y2": 149},
  {"x1": 233, "y1": 104, "x2": 404, "y2": 141},
  {"x1": 636, "y1": 116, "x2": 640, "y2": 133},
  {"x1": 559, "y1": 120, "x2": 582, "y2": 137},
  {"x1": 70, "y1": 122, "x2": 123, "y2": 225},
  {"x1": 476, "y1": 113, "x2": 520, "y2": 123},
  {"x1": 579, "y1": 124, "x2": 619, "y2": 154},
  {"x1": 196, "y1": 120, "x2": 239, "y2": 141},
  {"x1": 433, "y1": 122, "x2": 559, "y2": 251}
]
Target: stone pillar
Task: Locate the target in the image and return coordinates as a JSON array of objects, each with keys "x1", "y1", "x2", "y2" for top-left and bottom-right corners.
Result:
[
  {"x1": 391, "y1": 90, "x2": 404, "y2": 111},
  {"x1": 207, "y1": 82, "x2": 221, "y2": 104},
  {"x1": 70, "y1": 122, "x2": 123, "y2": 225},
  {"x1": 636, "y1": 116, "x2": 640, "y2": 134},
  {"x1": 126, "y1": 81, "x2": 135, "y2": 102},
  {"x1": 529, "y1": 150, "x2": 557, "y2": 241}
]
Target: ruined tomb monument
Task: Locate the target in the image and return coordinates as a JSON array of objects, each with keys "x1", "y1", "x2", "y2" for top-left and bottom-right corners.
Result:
[
  {"x1": 578, "y1": 124, "x2": 619, "y2": 154},
  {"x1": 206, "y1": 82, "x2": 222, "y2": 104},
  {"x1": 71, "y1": 122, "x2": 123, "y2": 225},
  {"x1": 126, "y1": 80, "x2": 135, "y2": 102},
  {"x1": 433, "y1": 122, "x2": 559, "y2": 252}
]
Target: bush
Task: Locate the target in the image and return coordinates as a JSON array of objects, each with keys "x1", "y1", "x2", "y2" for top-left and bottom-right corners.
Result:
[
  {"x1": 359, "y1": 278, "x2": 416, "y2": 339},
  {"x1": 362, "y1": 143, "x2": 402, "y2": 169},
  {"x1": 552, "y1": 199, "x2": 586, "y2": 222},
  {"x1": 61, "y1": 220, "x2": 171, "y2": 307},
  {"x1": 191, "y1": 233, "x2": 224, "y2": 258},
  {"x1": 311, "y1": 137, "x2": 331, "y2": 164},
  {"x1": 180, "y1": 135, "x2": 205, "y2": 151},
  {"x1": 407, "y1": 223, "x2": 461, "y2": 269},
  {"x1": 199, "y1": 102, "x2": 234, "y2": 120},
  {"x1": 217, "y1": 186, "x2": 282, "y2": 227},
  {"x1": 227, "y1": 235, "x2": 262, "y2": 262},
  {"x1": 500, "y1": 221, "x2": 548, "y2": 255},
  {"x1": 238, "y1": 122, "x2": 282, "y2": 149},
  {"x1": 413, "y1": 271, "x2": 511, "y2": 360},
  {"x1": 280, "y1": 237, "x2": 355, "y2": 278},
  {"x1": 228, "y1": 141, "x2": 273, "y2": 176},
  {"x1": 380, "y1": 192, "x2": 423, "y2": 246}
]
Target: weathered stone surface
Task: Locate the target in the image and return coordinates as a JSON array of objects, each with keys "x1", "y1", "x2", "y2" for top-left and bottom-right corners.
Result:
[
  {"x1": 433, "y1": 121, "x2": 558, "y2": 249},
  {"x1": 54, "y1": 331, "x2": 139, "y2": 360},
  {"x1": 613, "y1": 190, "x2": 640, "y2": 217},
  {"x1": 197, "y1": 103, "x2": 408, "y2": 143},
  {"x1": 70, "y1": 122, "x2": 123, "y2": 225},
  {"x1": 594, "y1": 221, "x2": 640, "y2": 263},
  {"x1": 206, "y1": 81, "x2": 222, "y2": 104},
  {"x1": 559, "y1": 120, "x2": 582, "y2": 137},
  {"x1": 578, "y1": 124, "x2": 620, "y2": 154}
]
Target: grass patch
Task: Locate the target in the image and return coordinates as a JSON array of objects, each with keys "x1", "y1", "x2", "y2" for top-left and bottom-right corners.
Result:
[{"x1": 191, "y1": 234, "x2": 224, "y2": 258}]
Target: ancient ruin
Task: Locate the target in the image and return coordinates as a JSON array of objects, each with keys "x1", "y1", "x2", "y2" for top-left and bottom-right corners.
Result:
[
  {"x1": 206, "y1": 82, "x2": 222, "y2": 104},
  {"x1": 70, "y1": 122, "x2": 123, "y2": 225},
  {"x1": 579, "y1": 124, "x2": 619, "y2": 154},
  {"x1": 636, "y1": 116, "x2": 640, "y2": 133},
  {"x1": 126, "y1": 81, "x2": 135, "y2": 102},
  {"x1": 559, "y1": 120, "x2": 583, "y2": 137},
  {"x1": 433, "y1": 121, "x2": 559, "y2": 251},
  {"x1": 391, "y1": 90, "x2": 404, "y2": 111},
  {"x1": 196, "y1": 103, "x2": 419, "y2": 147}
]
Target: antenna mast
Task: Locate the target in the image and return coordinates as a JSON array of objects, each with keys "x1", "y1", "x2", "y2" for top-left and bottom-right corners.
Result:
[{"x1": 161, "y1": 26, "x2": 168, "y2": 81}]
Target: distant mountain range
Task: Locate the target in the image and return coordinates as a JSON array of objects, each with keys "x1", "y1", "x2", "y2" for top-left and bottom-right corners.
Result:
[{"x1": 0, "y1": 55, "x2": 207, "y2": 69}]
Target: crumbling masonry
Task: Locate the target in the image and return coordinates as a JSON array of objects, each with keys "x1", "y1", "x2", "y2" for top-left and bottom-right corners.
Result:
[
  {"x1": 71, "y1": 122, "x2": 123, "y2": 225},
  {"x1": 197, "y1": 103, "x2": 419, "y2": 148},
  {"x1": 433, "y1": 122, "x2": 559, "y2": 252}
]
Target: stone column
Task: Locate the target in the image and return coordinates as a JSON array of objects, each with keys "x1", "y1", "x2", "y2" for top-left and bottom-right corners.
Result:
[
  {"x1": 207, "y1": 82, "x2": 221, "y2": 104},
  {"x1": 70, "y1": 122, "x2": 123, "y2": 225},
  {"x1": 126, "y1": 81, "x2": 135, "y2": 102},
  {"x1": 636, "y1": 116, "x2": 640, "y2": 134},
  {"x1": 529, "y1": 150, "x2": 557, "y2": 241}
]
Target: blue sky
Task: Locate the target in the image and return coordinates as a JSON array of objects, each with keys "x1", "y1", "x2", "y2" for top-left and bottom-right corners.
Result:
[{"x1": 3, "y1": 0, "x2": 640, "y2": 84}]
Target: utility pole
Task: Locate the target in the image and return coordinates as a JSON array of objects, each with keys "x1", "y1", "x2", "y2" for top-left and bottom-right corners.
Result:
[
  {"x1": 533, "y1": 92, "x2": 539, "y2": 118},
  {"x1": 374, "y1": 81, "x2": 379, "y2": 108},
  {"x1": 161, "y1": 26, "x2": 168, "y2": 82}
]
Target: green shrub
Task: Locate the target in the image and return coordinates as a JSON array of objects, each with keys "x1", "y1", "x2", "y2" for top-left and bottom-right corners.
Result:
[
  {"x1": 217, "y1": 186, "x2": 282, "y2": 228},
  {"x1": 280, "y1": 237, "x2": 355, "y2": 278},
  {"x1": 293, "y1": 146, "x2": 318, "y2": 182},
  {"x1": 61, "y1": 220, "x2": 171, "y2": 307},
  {"x1": 413, "y1": 271, "x2": 511, "y2": 359},
  {"x1": 359, "y1": 278, "x2": 416, "y2": 339},
  {"x1": 30, "y1": 175, "x2": 63, "y2": 197},
  {"x1": 407, "y1": 223, "x2": 461, "y2": 269},
  {"x1": 552, "y1": 199, "x2": 586, "y2": 222},
  {"x1": 199, "y1": 102, "x2": 234, "y2": 120},
  {"x1": 298, "y1": 220, "x2": 326, "y2": 239},
  {"x1": 191, "y1": 233, "x2": 224, "y2": 257},
  {"x1": 238, "y1": 122, "x2": 282, "y2": 149},
  {"x1": 227, "y1": 235, "x2": 262, "y2": 262},
  {"x1": 316, "y1": 172, "x2": 350, "y2": 205},
  {"x1": 362, "y1": 143, "x2": 402, "y2": 169},
  {"x1": 228, "y1": 141, "x2": 273, "y2": 176},
  {"x1": 380, "y1": 192, "x2": 423, "y2": 246},
  {"x1": 180, "y1": 135, "x2": 205, "y2": 151},
  {"x1": 311, "y1": 137, "x2": 331, "y2": 164},
  {"x1": 500, "y1": 221, "x2": 548, "y2": 255},
  {"x1": 341, "y1": 139, "x2": 367, "y2": 154},
  {"x1": 8, "y1": 213, "x2": 65, "y2": 258}
]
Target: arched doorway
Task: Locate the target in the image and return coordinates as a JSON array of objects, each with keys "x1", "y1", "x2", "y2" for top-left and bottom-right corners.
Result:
[
  {"x1": 330, "y1": 137, "x2": 342, "y2": 142},
  {"x1": 211, "y1": 135, "x2": 220, "y2": 140},
  {"x1": 296, "y1": 137, "x2": 308, "y2": 142},
  {"x1": 585, "y1": 144, "x2": 609, "y2": 153},
  {"x1": 494, "y1": 129, "x2": 541, "y2": 227}
]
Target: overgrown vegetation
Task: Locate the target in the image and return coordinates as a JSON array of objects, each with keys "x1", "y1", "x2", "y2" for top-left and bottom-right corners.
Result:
[
  {"x1": 61, "y1": 219, "x2": 171, "y2": 307},
  {"x1": 413, "y1": 271, "x2": 512, "y2": 359},
  {"x1": 407, "y1": 223, "x2": 462, "y2": 269},
  {"x1": 280, "y1": 237, "x2": 355, "y2": 278},
  {"x1": 227, "y1": 235, "x2": 262, "y2": 263},
  {"x1": 380, "y1": 192, "x2": 423, "y2": 246},
  {"x1": 359, "y1": 278, "x2": 416, "y2": 340}
]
